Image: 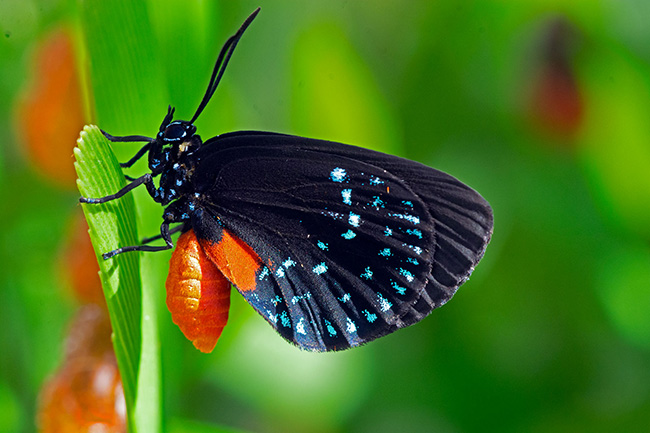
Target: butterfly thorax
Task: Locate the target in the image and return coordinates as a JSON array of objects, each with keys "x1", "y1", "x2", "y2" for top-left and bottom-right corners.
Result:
[{"x1": 149, "y1": 116, "x2": 203, "y2": 205}]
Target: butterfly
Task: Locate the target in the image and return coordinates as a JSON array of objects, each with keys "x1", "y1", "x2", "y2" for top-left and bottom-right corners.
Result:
[{"x1": 80, "y1": 8, "x2": 493, "y2": 353}]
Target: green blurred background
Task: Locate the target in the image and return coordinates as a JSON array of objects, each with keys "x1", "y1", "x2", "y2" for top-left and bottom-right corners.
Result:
[{"x1": 1, "y1": 0, "x2": 650, "y2": 432}]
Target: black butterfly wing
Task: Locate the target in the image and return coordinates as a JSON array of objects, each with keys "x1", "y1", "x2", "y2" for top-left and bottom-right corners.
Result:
[{"x1": 190, "y1": 132, "x2": 493, "y2": 351}]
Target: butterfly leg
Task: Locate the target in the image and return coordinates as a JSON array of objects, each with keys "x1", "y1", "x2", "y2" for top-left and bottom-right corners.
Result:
[
  {"x1": 140, "y1": 224, "x2": 185, "y2": 245},
  {"x1": 102, "y1": 221, "x2": 174, "y2": 259},
  {"x1": 101, "y1": 130, "x2": 153, "y2": 168},
  {"x1": 79, "y1": 173, "x2": 157, "y2": 204}
]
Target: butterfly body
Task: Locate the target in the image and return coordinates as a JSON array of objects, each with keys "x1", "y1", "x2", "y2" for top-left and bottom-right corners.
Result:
[
  {"x1": 80, "y1": 9, "x2": 493, "y2": 352},
  {"x1": 166, "y1": 230, "x2": 231, "y2": 353}
]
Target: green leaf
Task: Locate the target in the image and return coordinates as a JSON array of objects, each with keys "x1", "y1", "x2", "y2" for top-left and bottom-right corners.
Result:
[{"x1": 74, "y1": 125, "x2": 160, "y2": 433}]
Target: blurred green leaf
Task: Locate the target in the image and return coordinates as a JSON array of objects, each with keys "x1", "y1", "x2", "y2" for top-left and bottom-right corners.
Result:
[
  {"x1": 208, "y1": 309, "x2": 371, "y2": 430},
  {"x1": 596, "y1": 243, "x2": 650, "y2": 349},
  {"x1": 169, "y1": 418, "x2": 251, "y2": 433},
  {"x1": 78, "y1": 0, "x2": 166, "y2": 135},
  {"x1": 579, "y1": 44, "x2": 650, "y2": 238},
  {"x1": 0, "y1": 382, "x2": 22, "y2": 433},
  {"x1": 291, "y1": 22, "x2": 401, "y2": 155}
]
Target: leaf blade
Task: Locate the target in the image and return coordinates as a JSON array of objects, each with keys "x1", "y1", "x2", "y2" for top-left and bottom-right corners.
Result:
[{"x1": 74, "y1": 125, "x2": 145, "y2": 432}]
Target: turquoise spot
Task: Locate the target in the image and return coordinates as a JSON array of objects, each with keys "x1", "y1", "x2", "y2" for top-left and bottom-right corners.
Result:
[
  {"x1": 362, "y1": 310, "x2": 378, "y2": 323},
  {"x1": 313, "y1": 262, "x2": 328, "y2": 275},
  {"x1": 361, "y1": 267, "x2": 373, "y2": 280},
  {"x1": 378, "y1": 294, "x2": 393, "y2": 312},
  {"x1": 371, "y1": 196, "x2": 386, "y2": 209},
  {"x1": 280, "y1": 311, "x2": 291, "y2": 328},
  {"x1": 296, "y1": 318, "x2": 307, "y2": 335},
  {"x1": 403, "y1": 243, "x2": 423, "y2": 255},
  {"x1": 267, "y1": 311, "x2": 278, "y2": 324},
  {"x1": 398, "y1": 268, "x2": 415, "y2": 283},
  {"x1": 291, "y1": 293, "x2": 312, "y2": 304},
  {"x1": 346, "y1": 317, "x2": 357, "y2": 333},
  {"x1": 348, "y1": 212, "x2": 361, "y2": 227},
  {"x1": 406, "y1": 228, "x2": 423, "y2": 239},
  {"x1": 330, "y1": 167, "x2": 347, "y2": 182},
  {"x1": 391, "y1": 281, "x2": 407, "y2": 295},
  {"x1": 283, "y1": 258, "x2": 296, "y2": 268},
  {"x1": 325, "y1": 319, "x2": 337, "y2": 337},
  {"x1": 258, "y1": 267, "x2": 270, "y2": 281},
  {"x1": 390, "y1": 212, "x2": 420, "y2": 225},
  {"x1": 341, "y1": 188, "x2": 352, "y2": 205}
]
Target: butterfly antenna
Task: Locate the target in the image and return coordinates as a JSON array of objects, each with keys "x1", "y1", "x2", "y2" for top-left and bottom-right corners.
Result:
[
  {"x1": 190, "y1": 7, "x2": 260, "y2": 124},
  {"x1": 160, "y1": 105, "x2": 175, "y2": 129}
]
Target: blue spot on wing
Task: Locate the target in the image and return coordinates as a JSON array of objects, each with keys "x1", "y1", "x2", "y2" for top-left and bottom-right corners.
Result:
[
  {"x1": 341, "y1": 189, "x2": 352, "y2": 205},
  {"x1": 391, "y1": 281, "x2": 407, "y2": 295},
  {"x1": 280, "y1": 311, "x2": 291, "y2": 328},
  {"x1": 313, "y1": 262, "x2": 328, "y2": 275},
  {"x1": 324, "y1": 319, "x2": 337, "y2": 337},
  {"x1": 362, "y1": 310, "x2": 378, "y2": 323},
  {"x1": 330, "y1": 167, "x2": 347, "y2": 182}
]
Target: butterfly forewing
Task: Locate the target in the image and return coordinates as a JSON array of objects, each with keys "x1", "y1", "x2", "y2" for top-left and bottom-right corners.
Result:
[{"x1": 189, "y1": 132, "x2": 491, "y2": 351}]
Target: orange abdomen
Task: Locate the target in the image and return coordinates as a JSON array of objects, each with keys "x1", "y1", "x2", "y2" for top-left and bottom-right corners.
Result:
[{"x1": 166, "y1": 229, "x2": 231, "y2": 353}]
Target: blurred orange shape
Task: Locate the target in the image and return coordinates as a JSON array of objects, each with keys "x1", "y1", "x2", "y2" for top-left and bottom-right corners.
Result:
[
  {"x1": 530, "y1": 63, "x2": 583, "y2": 138},
  {"x1": 38, "y1": 305, "x2": 125, "y2": 432},
  {"x1": 62, "y1": 212, "x2": 104, "y2": 306},
  {"x1": 528, "y1": 18, "x2": 584, "y2": 140},
  {"x1": 39, "y1": 355, "x2": 126, "y2": 433},
  {"x1": 15, "y1": 28, "x2": 86, "y2": 188}
]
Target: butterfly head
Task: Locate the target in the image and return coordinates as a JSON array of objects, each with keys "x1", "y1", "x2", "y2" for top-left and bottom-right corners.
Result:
[
  {"x1": 160, "y1": 120, "x2": 196, "y2": 143},
  {"x1": 144, "y1": 106, "x2": 202, "y2": 176},
  {"x1": 156, "y1": 106, "x2": 201, "y2": 157},
  {"x1": 157, "y1": 106, "x2": 197, "y2": 143}
]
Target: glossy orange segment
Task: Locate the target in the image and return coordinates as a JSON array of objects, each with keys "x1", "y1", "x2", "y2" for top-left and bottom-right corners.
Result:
[
  {"x1": 199, "y1": 229, "x2": 262, "y2": 292},
  {"x1": 166, "y1": 230, "x2": 231, "y2": 353}
]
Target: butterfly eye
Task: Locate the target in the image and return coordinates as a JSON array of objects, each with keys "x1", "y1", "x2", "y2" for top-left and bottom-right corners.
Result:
[{"x1": 164, "y1": 123, "x2": 186, "y2": 140}]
